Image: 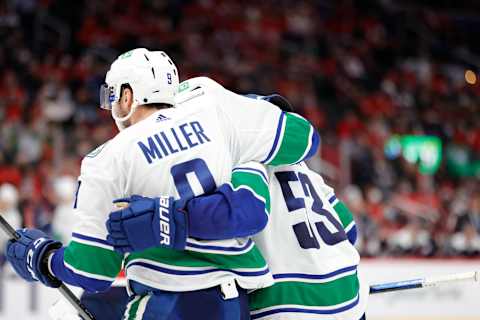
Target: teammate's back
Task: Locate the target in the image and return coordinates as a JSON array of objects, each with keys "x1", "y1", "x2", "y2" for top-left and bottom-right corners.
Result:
[
  {"x1": 114, "y1": 84, "x2": 233, "y2": 202},
  {"x1": 250, "y1": 163, "x2": 368, "y2": 320}
]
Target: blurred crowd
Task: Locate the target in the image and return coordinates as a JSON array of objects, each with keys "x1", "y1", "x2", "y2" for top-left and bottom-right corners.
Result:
[{"x1": 0, "y1": 0, "x2": 479, "y2": 258}]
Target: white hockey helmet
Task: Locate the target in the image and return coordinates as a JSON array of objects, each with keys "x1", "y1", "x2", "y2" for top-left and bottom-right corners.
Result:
[{"x1": 99, "y1": 48, "x2": 179, "y2": 129}]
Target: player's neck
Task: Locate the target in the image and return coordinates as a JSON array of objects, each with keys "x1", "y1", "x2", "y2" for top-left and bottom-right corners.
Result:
[{"x1": 130, "y1": 106, "x2": 158, "y2": 125}]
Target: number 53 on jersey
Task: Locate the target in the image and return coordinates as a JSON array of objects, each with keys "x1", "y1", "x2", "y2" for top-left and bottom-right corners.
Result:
[{"x1": 276, "y1": 171, "x2": 347, "y2": 249}]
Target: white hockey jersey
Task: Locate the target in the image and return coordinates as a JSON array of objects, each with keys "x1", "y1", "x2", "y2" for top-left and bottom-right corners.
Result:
[
  {"x1": 250, "y1": 163, "x2": 368, "y2": 320},
  {"x1": 57, "y1": 77, "x2": 318, "y2": 293}
]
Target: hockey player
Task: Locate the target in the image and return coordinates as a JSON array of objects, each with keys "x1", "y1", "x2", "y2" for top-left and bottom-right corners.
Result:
[
  {"x1": 5, "y1": 48, "x2": 319, "y2": 320},
  {"x1": 107, "y1": 94, "x2": 367, "y2": 319},
  {"x1": 247, "y1": 162, "x2": 368, "y2": 320},
  {"x1": 246, "y1": 95, "x2": 368, "y2": 320}
]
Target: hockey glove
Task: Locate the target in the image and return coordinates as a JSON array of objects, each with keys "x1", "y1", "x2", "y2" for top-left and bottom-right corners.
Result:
[
  {"x1": 6, "y1": 228, "x2": 62, "y2": 288},
  {"x1": 244, "y1": 94, "x2": 294, "y2": 112},
  {"x1": 106, "y1": 195, "x2": 187, "y2": 253}
]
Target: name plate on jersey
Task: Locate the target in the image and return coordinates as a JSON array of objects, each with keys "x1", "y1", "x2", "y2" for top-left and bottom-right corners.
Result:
[{"x1": 137, "y1": 121, "x2": 211, "y2": 164}]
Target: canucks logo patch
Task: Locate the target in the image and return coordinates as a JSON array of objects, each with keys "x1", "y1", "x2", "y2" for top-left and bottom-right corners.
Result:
[
  {"x1": 86, "y1": 142, "x2": 108, "y2": 158},
  {"x1": 119, "y1": 50, "x2": 133, "y2": 59},
  {"x1": 178, "y1": 81, "x2": 190, "y2": 93}
]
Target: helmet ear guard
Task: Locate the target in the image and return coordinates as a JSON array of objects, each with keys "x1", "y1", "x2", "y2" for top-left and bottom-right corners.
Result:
[{"x1": 99, "y1": 82, "x2": 138, "y2": 130}]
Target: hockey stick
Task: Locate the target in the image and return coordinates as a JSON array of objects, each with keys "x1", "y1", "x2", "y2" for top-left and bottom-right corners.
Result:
[
  {"x1": 370, "y1": 270, "x2": 480, "y2": 294},
  {"x1": 0, "y1": 215, "x2": 95, "y2": 320}
]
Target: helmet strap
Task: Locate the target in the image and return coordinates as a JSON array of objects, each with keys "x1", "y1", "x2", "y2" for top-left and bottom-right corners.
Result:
[{"x1": 112, "y1": 101, "x2": 138, "y2": 131}]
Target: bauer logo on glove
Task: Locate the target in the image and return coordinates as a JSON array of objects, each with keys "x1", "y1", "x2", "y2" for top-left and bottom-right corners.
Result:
[
  {"x1": 106, "y1": 195, "x2": 187, "y2": 253},
  {"x1": 158, "y1": 196, "x2": 171, "y2": 246},
  {"x1": 26, "y1": 237, "x2": 48, "y2": 280}
]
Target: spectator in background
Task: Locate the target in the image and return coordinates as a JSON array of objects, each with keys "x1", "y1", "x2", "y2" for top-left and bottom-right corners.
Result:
[
  {"x1": 51, "y1": 175, "x2": 77, "y2": 243},
  {"x1": 448, "y1": 193, "x2": 480, "y2": 256},
  {"x1": 49, "y1": 174, "x2": 128, "y2": 318},
  {"x1": 388, "y1": 217, "x2": 435, "y2": 256},
  {"x1": 38, "y1": 78, "x2": 75, "y2": 125},
  {"x1": 0, "y1": 184, "x2": 21, "y2": 265},
  {"x1": 450, "y1": 224, "x2": 480, "y2": 256},
  {"x1": 470, "y1": 196, "x2": 480, "y2": 233},
  {"x1": 343, "y1": 184, "x2": 382, "y2": 256}
]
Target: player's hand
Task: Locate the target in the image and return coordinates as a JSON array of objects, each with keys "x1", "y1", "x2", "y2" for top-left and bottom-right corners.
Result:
[
  {"x1": 6, "y1": 228, "x2": 62, "y2": 288},
  {"x1": 106, "y1": 195, "x2": 188, "y2": 253},
  {"x1": 244, "y1": 93, "x2": 294, "y2": 112}
]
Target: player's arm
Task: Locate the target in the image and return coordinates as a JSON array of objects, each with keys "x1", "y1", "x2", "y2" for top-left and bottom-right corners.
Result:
[
  {"x1": 313, "y1": 171, "x2": 357, "y2": 245},
  {"x1": 221, "y1": 87, "x2": 319, "y2": 166},
  {"x1": 185, "y1": 162, "x2": 270, "y2": 240},
  {"x1": 6, "y1": 148, "x2": 124, "y2": 292},
  {"x1": 49, "y1": 147, "x2": 124, "y2": 292},
  {"x1": 328, "y1": 195, "x2": 357, "y2": 245},
  {"x1": 179, "y1": 78, "x2": 320, "y2": 166},
  {"x1": 106, "y1": 162, "x2": 270, "y2": 253}
]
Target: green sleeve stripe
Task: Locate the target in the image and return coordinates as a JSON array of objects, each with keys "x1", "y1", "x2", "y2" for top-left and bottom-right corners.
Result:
[
  {"x1": 125, "y1": 296, "x2": 141, "y2": 320},
  {"x1": 268, "y1": 113, "x2": 313, "y2": 166},
  {"x1": 344, "y1": 221, "x2": 355, "y2": 232},
  {"x1": 64, "y1": 241, "x2": 123, "y2": 278},
  {"x1": 126, "y1": 244, "x2": 267, "y2": 270},
  {"x1": 231, "y1": 170, "x2": 270, "y2": 213},
  {"x1": 334, "y1": 201, "x2": 354, "y2": 229},
  {"x1": 249, "y1": 273, "x2": 360, "y2": 310},
  {"x1": 126, "y1": 295, "x2": 149, "y2": 320}
]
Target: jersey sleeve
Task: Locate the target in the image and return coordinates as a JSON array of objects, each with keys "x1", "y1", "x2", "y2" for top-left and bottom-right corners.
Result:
[
  {"x1": 329, "y1": 198, "x2": 357, "y2": 245},
  {"x1": 185, "y1": 162, "x2": 270, "y2": 240},
  {"x1": 177, "y1": 77, "x2": 319, "y2": 166},
  {"x1": 309, "y1": 167, "x2": 358, "y2": 245},
  {"x1": 49, "y1": 144, "x2": 124, "y2": 292},
  {"x1": 214, "y1": 84, "x2": 319, "y2": 166}
]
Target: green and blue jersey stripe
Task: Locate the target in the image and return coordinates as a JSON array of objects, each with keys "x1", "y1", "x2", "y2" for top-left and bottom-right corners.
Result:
[
  {"x1": 251, "y1": 295, "x2": 361, "y2": 319},
  {"x1": 262, "y1": 112, "x2": 320, "y2": 166},
  {"x1": 250, "y1": 266, "x2": 360, "y2": 318},
  {"x1": 52, "y1": 164, "x2": 271, "y2": 292}
]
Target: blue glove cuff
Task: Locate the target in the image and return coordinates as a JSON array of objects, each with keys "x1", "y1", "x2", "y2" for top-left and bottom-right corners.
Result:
[
  {"x1": 172, "y1": 200, "x2": 188, "y2": 250},
  {"x1": 35, "y1": 240, "x2": 62, "y2": 288},
  {"x1": 6, "y1": 229, "x2": 62, "y2": 288}
]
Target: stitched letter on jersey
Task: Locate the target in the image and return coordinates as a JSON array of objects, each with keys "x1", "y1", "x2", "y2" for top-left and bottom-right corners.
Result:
[{"x1": 137, "y1": 121, "x2": 211, "y2": 164}]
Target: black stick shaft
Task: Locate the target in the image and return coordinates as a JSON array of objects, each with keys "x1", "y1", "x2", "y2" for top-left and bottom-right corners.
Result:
[
  {"x1": 0, "y1": 215, "x2": 20, "y2": 240},
  {"x1": 0, "y1": 215, "x2": 95, "y2": 320}
]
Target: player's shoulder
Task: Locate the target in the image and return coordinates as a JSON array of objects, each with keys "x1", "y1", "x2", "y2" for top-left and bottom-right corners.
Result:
[
  {"x1": 80, "y1": 138, "x2": 117, "y2": 173},
  {"x1": 80, "y1": 121, "x2": 146, "y2": 167},
  {"x1": 268, "y1": 162, "x2": 326, "y2": 182},
  {"x1": 84, "y1": 141, "x2": 111, "y2": 160},
  {"x1": 178, "y1": 76, "x2": 225, "y2": 95},
  {"x1": 175, "y1": 77, "x2": 227, "y2": 106},
  {"x1": 268, "y1": 162, "x2": 303, "y2": 174},
  {"x1": 233, "y1": 161, "x2": 269, "y2": 181},
  {"x1": 105, "y1": 124, "x2": 147, "y2": 158},
  {"x1": 299, "y1": 163, "x2": 335, "y2": 195},
  {"x1": 268, "y1": 163, "x2": 335, "y2": 197}
]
